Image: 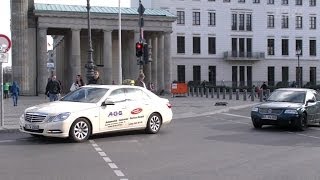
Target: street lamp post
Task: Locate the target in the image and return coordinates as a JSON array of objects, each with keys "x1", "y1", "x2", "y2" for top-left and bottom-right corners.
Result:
[
  {"x1": 296, "y1": 48, "x2": 302, "y2": 88},
  {"x1": 85, "y1": 0, "x2": 95, "y2": 84}
]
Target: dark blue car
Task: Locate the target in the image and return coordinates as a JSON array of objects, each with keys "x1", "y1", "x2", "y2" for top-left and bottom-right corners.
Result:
[{"x1": 251, "y1": 88, "x2": 320, "y2": 131}]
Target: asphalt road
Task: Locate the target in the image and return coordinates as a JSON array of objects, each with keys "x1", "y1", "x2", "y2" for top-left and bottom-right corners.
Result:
[{"x1": 1, "y1": 107, "x2": 320, "y2": 180}]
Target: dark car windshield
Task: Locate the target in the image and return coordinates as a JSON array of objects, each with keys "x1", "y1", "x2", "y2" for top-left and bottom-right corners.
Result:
[
  {"x1": 267, "y1": 90, "x2": 306, "y2": 103},
  {"x1": 60, "y1": 87, "x2": 109, "y2": 103}
]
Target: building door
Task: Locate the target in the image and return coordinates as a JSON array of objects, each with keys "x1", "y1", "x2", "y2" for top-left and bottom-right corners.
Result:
[
  {"x1": 240, "y1": 66, "x2": 245, "y2": 87},
  {"x1": 232, "y1": 38, "x2": 237, "y2": 57},
  {"x1": 247, "y1": 66, "x2": 252, "y2": 87}
]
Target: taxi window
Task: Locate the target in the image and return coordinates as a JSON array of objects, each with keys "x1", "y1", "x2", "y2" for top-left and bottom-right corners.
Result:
[
  {"x1": 125, "y1": 88, "x2": 150, "y2": 101},
  {"x1": 108, "y1": 89, "x2": 126, "y2": 103}
]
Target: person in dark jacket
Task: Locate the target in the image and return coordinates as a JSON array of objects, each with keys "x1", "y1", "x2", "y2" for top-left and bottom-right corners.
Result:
[
  {"x1": 10, "y1": 81, "x2": 20, "y2": 106},
  {"x1": 88, "y1": 71, "x2": 102, "y2": 85},
  {"x1": 45, "y1": 75, "x2": 61, "y2": 102}
]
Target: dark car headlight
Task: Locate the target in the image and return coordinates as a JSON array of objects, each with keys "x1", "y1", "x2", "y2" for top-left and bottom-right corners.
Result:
[
  {"x1": 251, "y1": 107, "x2": 259, "y2": 112},
  {"x1": 284, "y1": 109, "x2": 298, "y2": 114}
]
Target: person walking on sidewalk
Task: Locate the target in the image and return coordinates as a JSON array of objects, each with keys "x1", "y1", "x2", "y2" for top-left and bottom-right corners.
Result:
[
  {"x1": 10, "y1": 81, "x2": 20, "y2": 106},
  {"x1": 45, "y1": 75, "x2": 61, "y2": 102},
  {"x1": 3, "y1": 82, "x2": 10, "y2": 99},
  {"x1": 70, "y1": 75, "x2": 85, "y2": 91}
]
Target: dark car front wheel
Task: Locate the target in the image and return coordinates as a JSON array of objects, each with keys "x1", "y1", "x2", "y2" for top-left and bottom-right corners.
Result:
[
  {"x1": 294, "y1": 113, "x2": 308, "y2": 131},
  {"x1": 252, "y1": 118, "x2": 263, "y2": 129}
]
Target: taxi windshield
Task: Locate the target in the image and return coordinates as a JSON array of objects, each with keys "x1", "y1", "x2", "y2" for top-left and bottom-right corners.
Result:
[{"x1": 60, "y1": 87, "x2": 109, "y2": 103}]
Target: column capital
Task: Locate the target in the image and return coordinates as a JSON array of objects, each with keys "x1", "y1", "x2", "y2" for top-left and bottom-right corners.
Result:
[
  {"x1": 71, "y1": 28, "x2": 81, "y2": 32},
  {"x1": 103, "y1": 29, "x2": 113, "y2": 33}
]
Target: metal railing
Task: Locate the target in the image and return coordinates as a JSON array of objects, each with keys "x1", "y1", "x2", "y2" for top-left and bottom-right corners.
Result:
[{"x1": 223, "y1": 51, "x2": 265, "y2": 61}]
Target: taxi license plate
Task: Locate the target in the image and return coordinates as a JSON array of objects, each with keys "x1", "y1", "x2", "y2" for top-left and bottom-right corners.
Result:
[
  {"x1": 262, "y1": 115, "x2": 277, "y2": 120},
  {"x1": 25, "y1": 124, "x2": 39, "y2": 130}
]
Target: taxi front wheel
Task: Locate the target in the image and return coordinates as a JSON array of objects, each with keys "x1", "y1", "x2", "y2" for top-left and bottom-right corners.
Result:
[
  {"x1": 146, "y1": 113, "x2": 162, "y2": 134},
  {"x1": 69, "y1": 118, "x2": 92, "y2": 143}
]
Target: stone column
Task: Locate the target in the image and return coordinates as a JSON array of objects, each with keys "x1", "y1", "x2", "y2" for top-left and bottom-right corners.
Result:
[
  {"x1": 70, "y1": 29, "x2": 81, "y2": 84},
  {"x1": 151, "y1": 34, "x2": 158, "y2": 91},
  {"x1": 130, "y1": 31, "x2": 140, "y2": 80},
  {"x1": 37, "y1": 28, "x2": 48, "y2": 94},
  {"x1": 122, "y1": 32, "x2": 129, "y2": 80},
  {"x1": 164, "y1": 32, "x2": 172, "y2": 92},
  {"x1": 103, "y1": 30, "x2": 113, "y2": 84},
  {"x1": 157, "y1": 33, "x2": 165, "y2": 92}
]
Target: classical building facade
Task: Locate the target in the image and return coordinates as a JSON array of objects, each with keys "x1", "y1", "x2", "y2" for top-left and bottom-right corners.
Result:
[
  {"x1": 11, "y1": 0, "x2": 175, "y2": 95},
  {"x1": 145, "y1": 0, "x2": 320, "y2": 87}
]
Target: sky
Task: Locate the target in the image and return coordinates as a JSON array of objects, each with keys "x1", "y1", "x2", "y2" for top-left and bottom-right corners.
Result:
[{"x1": 0, "y1": 0, "x2": 131, "y2": 66}]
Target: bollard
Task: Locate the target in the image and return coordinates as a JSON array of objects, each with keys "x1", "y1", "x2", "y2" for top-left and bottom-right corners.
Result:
[
  {"x1": 243, "y1": 89, "x2": 247, "y2": 101},
  {"x1": 200, "y1": 87, "x2": 204, "y2": 97},
  {"x1": 266, "y1": 89, "x2": 270, "y2": 98},
  {"x1": 251, "y1": 88, "x2": 255, "y2": 101},
  {"x1": 229, "y1": 88, "x2": 232, "y2": 100},
  {"x1": 196, "y1": 87, "x2": 199, "y2": 97},
  {"x1": 188, "y1": 86, "x2": 190, "y2": 96},
  {"x1": 217, "y1": 88, "x2": 220, "y2": 99},
  {"x1": 223, "y1": 88, "x2": 226, "y2": 99},
  {"x1": 191, "y1": 87, "x2": 194, "y2": 97},
  {"x1": 211, "y1": 87, "x2": 214, "y2": 98},
  {"x1": 206, "y1": 88, "x2": 209, "y2": 98},
  {"x1": 236, "y1": 89, "x2": 239, "y2": 100}
]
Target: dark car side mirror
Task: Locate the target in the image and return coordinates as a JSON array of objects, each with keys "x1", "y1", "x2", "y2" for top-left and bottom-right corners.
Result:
[
  {"x1": 306, "y1": 99, "x2": 316, "y2": 105},
  {"x1": 101, "y1": 100, "x2": 115, "y2": 106}
]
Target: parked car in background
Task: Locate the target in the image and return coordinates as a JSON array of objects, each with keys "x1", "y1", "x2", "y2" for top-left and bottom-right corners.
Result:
[
  {"x1": 19, "y1": 85, "x2": 173, "y2": 142},
  {"x1": 251, "y1": 88, "x2": 320, "y2": 131}
]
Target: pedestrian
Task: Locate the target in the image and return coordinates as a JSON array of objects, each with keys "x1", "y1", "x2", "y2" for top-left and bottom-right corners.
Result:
[
  {"x1": 70, "y1": 74, "x2": 85, "y2": 91},
  {"x1": 88, "y1": 70, "x2": 102, "y2": 85},
  {"x1": 135, "y1": 70, "x2": 146, "y2": 88},
  {"x1": 248, "y1": 85, "x2": 257, "y2": 98},
  {"x1": 10, "y1": 81, "x2": 20, "y2": 106},
  {"x1": 3, "y1": 82, "x2": 9, "y2": 99},
  {"x1": 45, "y1": 75, "x2": 61, "y2": 102},
  {"x1": 260, "y1": 82, "x2": 268, "y2": 98}
]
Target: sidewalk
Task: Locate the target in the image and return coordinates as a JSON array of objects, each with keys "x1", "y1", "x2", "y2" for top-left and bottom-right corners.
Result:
[{"x1": 0, "y1": 94, "x2": 259, "y2": 132}]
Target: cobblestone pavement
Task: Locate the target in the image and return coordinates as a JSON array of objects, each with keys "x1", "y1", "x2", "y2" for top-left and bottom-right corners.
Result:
[{"x1": 0, "y1": 94, "x2": 259, "y2": 132}]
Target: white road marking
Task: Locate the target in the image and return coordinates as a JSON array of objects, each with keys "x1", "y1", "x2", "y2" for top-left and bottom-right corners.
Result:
[
  {"x1": 89, "y1": 140, "x2": 128, "y2": 180},
  {"x1": 220, "y1": 113, "x2": 320, "y2": 141},
  {"x1": 114, "y1": 170, "x2": 125, "y2": 177},
  {"x1": 108, "y1": 163, "x2": 118, "y2": 169}
]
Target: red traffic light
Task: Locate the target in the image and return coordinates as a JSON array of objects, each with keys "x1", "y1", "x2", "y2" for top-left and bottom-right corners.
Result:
[{"x1": 136, "y1": 42, "x2": 143, "y2": 57}]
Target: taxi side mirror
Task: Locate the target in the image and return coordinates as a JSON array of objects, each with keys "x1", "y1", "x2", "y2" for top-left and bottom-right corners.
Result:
[{"x1": 101, "y1": 100, "x2": 115, "y2": 106}]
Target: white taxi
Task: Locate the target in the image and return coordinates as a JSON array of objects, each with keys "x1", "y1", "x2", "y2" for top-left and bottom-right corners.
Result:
[{"x1": 19, "y1": 85, "x2": 173, "y2": 142}]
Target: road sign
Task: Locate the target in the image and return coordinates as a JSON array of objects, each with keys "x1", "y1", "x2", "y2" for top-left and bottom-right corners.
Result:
[
  {"x1": 47, "y1": 62, "x2": 55, "y2": 68},
  {"x1": 0, "y1": 53, "x2": 8, "y2": 63},
  {"x1": 0, "y1": 34, "x2": 11, "y2": 53}
]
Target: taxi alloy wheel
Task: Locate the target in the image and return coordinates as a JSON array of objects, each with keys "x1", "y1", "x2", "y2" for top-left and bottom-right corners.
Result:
[
  {"x1": 146, "y1": 113, "x2": 162, "y2": 134},
  {"x1": 70, "y1": 118, "x2": 91, "y2": 142}
]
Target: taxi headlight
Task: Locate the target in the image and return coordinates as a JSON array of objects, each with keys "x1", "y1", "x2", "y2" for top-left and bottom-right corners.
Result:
[
  {"x1": 51, "y1": 112, "x2": 71, "y2": 122},
  {"x1": 251, "y1": 107, "x2": 259, "y2": 112},
  {"x1": 284, "y1": 109, "x2": 298, "y2": 114}
]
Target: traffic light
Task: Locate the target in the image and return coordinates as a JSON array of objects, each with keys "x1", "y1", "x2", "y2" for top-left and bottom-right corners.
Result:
[
  {"x1": 143, "y1": 43, "x2": 149, "y2": 64},
  {"x1": 136, "y1": 42, "x2": 143, "y2": 57}
]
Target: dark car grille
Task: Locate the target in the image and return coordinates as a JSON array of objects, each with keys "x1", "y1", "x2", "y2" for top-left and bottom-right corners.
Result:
[
  {"x1": 259, "y1": 108, "x2": 283, "y2": 115},
  {"x1": 25, "y1": 113, "x2": 47, "y2": 123}
]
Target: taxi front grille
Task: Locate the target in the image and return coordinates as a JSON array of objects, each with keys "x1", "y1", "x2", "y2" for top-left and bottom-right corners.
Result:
[
  {"x1": 259, "y1": 108, "x2": 283, "y2": 115},
  {"x1": 25, "y1": 113, "x2": 47, "y2": 123}
]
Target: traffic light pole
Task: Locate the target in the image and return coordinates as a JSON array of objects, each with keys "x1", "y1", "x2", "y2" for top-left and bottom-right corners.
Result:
[{"x1": 138, "y1": 0, "x2": 145, "y2": 71}]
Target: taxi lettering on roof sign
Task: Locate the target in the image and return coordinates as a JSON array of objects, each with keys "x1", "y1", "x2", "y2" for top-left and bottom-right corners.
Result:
[
  {"x1": 108, "y1": 111, "x2": 123, "y2": 117},
  {"x1": 131, "y1": 108, "x2": 143, "y2": 114}
]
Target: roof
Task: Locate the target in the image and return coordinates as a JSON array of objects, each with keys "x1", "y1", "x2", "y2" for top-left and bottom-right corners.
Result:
[{"x1": 34, "y1": 3, "x2": 176, "y2": 18}]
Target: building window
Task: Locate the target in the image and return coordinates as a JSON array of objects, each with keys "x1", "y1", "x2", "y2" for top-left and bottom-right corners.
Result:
[
  {"x1": 247, "y1": 38, "x2": 252, "y2": 57},
  {"x1": 177, "y1": 65, "x2": 185, "y2": 83},
  {"x1": 177, "y1": 11, "x2": 185, "y2": 25},
  {"x1": 193, "y1": 66, "x2": 201, "y2": 84},
  {"x1": 177, "y1": 36, "x2": 185, "y2": 54},
  {"x1": 246, "y1": 14, "x2": 252, "y2": 31},
  {"x1": 282, "y1": 39, "x2": 289, "y2": 55},
  {"x1": 208, "y1": 12, "x2": 216, "y2": 26},
  {"x1": 310, "y1": 0, "x2": 316, "y2": 6},
  {"x1": 296, "y1": 0, "x2": 302, "y2": 5},
  {"x1": 193, "y1": 37, "x2": 201, "y2": 54},
  {"x1": 310, "y1": 40, "x2": 316, "y2": 56},
  {"x1": 232, "y1": 13, "x2": 237, "y2": 30},
  {"x1": 208, "y1": 37, "x2": 216, "y2": 54},
  {"x1": 282, "y1": 67, "x2": 289, "y2": 83},
  {"x1": 267, "y1": 15, "x2": 274, "y2": 28},
  {"x1": 239, "y1": 14, "x2": 245, "y2": 30},
  {"x1": 296, "y1": 39, "x2": 303, "y2": 55},
  {"x1": 282, "y1": 0, "x2": 288, "y2": 5},
  {"x1": 232, "y1": 66, "x2": 238, "y2": 88},
  {"x1": 208, "y1": 66, "x2": 216, "y2": 86},
  {"x1": 193, "y1": 12, "x2": 200, "y2": 25},
  {"x1": 268, "y1": 66, "x2": 275, "y2": 86},
  {"x1": 253, "y1": 0, "x2": 260, "y2": 3},
  {"x1": 238, "y1": 0, "x2": 245, "y2": 2},
  {"x1": 282, "y1": 15, "x2": 289, "y2": 28},
  {"x1": 240, "y1": 66, "x2": 245, "y2": 87},
  {"x1": 267, "y1": 0, "x2": 274, "y2": 4},
  {"x1": 310, "y1": 67, "x2": 317, "y2": 85},
  {"x1": 267, "y1": 39, "x2": 275, "y2": 55},
  {"x1": 310, "y1": 16, "x2": 316, "y2": 29},
  {"x1": 247, "y1": 66, "x2": 252, "y2": 87},
  {"x1": 224, "y1": 0, "x2": 230, "y2": 2},
  {"x1": 296, "y1": 16, "x2": 303, "y2": 29}
]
